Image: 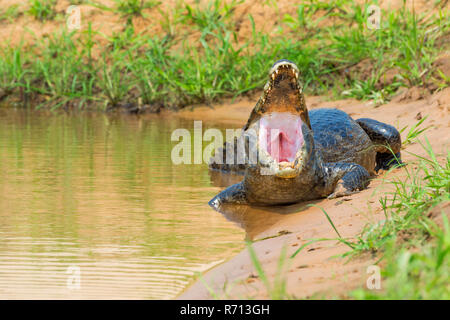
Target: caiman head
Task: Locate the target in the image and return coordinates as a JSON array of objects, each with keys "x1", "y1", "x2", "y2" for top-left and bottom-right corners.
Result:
[
  {"x1": 244, "y1": 59, "x2": 314, "y2": 180},
  {"x1": 208, "y1": 60, "x2": 317, "y2": 208}
]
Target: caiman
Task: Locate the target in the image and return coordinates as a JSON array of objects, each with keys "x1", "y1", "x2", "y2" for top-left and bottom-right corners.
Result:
[{"x1": 209, "y1": 59, "x2": 401, "y2": 209}]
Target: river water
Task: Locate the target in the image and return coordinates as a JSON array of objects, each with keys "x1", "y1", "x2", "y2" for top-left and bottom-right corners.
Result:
[{"x1": 0, "y1": 109, "x2": 245, "y2": 299}]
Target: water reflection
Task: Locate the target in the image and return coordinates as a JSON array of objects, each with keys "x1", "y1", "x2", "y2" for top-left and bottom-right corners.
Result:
[
  {"x1": 0, "y1": 109, "x2": 244, "y2": 299},
  {"x1": 208, "y1": 170, "x2": 316, "y2": 240},
  {"x1": 209, "y1": 202, "x2": 315, "y2": 240}
]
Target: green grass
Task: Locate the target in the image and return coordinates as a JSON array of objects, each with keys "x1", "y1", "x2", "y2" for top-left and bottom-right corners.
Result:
[
  {"x1": 27, "y1": 0, "x2": 56, "y2": 21},
  {"x1": 435, "y1": 68, "x2": 450, "y2": 90},
  {"x1": 346, "y1": 139, "x2": 449, "y2": 299},
  {"x1": 0, "y1": 4, "x2": 21, "y2": 23},
  {"x1": 351, "y1": 216, "x2": 449, "y2": 299},
  {"x1": 400, "y1": 115, "x2": 432, "y2": 147},
  {"x1": 351, "y1": 139, "x2": 448, "y2": 252},
  {"x1": 183, "y1": 0, "x2": 243, "y2": 34},
  {"x1": 89, "y1": 0, "x2": 161, "y2": 22},
  {"x1": 246, "y1": 242, "x2": 290, "y2": 300},
  {"x1": 0, "y1": 0, "x2": 449, "y2": 110},
  {"x1": 198, "y1": 241, "x2": 292, "y2": 300},
  {"x1": 114, "y1": 0, "x2": 161, "y2": 26},
  {"x1": 115, "y1": 0, "x2": 161, "y2": 17}
]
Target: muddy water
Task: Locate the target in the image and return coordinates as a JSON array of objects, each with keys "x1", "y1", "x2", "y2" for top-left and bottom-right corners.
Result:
[{"x1": 0, "y1": 109, "x2": 245, "y2": 299}]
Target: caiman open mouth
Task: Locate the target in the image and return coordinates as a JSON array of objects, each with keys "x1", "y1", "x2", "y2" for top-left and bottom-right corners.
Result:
[
  {"x1": 259, "y1": 113, "x2": 304, "y2": 163},
  {"x1": 256, "y1": 60, "x2": 308, "y2": 178},
  {"x1": 242, "y1": 59, "x2": 311, "y2": 178}
]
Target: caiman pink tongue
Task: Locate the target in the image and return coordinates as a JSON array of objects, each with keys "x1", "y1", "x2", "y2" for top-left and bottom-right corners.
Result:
[{"x1": 259, "y1": 113, "x2": 304, "y2": 163}]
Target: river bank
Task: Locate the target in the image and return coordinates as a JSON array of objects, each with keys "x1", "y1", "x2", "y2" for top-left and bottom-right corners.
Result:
[{"x1": 178, "y1": 86, "x2": 450, "y2": 299}]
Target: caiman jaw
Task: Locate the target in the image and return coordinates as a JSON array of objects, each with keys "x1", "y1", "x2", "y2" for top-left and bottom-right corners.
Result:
[
  {"x1": 252, "y1": 60, "x2": 311, "y2": 178},
  {"x1": 256, "y1": 59, "x2": 310, "y2": 128},
  {"x1": 258, "y1": 112, "x2": 306, "y2": 178}
]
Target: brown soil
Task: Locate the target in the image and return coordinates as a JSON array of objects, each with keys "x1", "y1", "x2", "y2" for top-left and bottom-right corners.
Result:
[
  {"x1": 0, "y1": 0, "x2": 444, "y2": 49},
  {"x1": 177, "y1": 86, "x2": 450, "y2": 299}
]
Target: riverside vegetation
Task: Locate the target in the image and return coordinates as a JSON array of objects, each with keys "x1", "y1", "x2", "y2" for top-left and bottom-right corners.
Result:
[{"x1": 0, "y1": 0, "x2": 448, "y2": 111}]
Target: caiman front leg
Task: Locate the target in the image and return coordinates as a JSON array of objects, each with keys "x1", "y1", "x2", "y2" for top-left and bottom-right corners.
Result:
[
  {"x1": 322, "y1": 162, "x2": 371, "y2": 199},
  {"x1": 208, "y1": 182, "x2": 247, "y2": 210}
]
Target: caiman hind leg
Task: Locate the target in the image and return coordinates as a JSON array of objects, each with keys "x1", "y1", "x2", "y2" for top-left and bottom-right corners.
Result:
[
  {"x1": 323, "y1": 162, "x2": 371, "y2": 199},
  {"x1": 356, "y1": 118, "x2": 402, "y2": 172}
]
